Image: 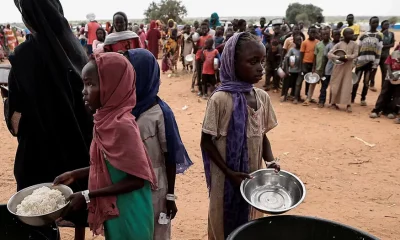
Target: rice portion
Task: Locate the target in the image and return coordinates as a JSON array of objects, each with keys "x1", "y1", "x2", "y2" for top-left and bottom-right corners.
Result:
[{"x1": 16, "y1": 186, "x2": 66, "y2": 216}]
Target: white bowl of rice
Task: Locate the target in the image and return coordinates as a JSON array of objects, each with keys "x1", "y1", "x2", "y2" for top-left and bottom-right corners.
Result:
[{"x1": 7, "y1": 183, "x2": 73, "y2": 226}]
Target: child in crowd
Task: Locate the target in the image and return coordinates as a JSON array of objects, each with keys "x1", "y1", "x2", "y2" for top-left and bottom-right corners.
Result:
[
  {"x1": 181, "y1": 24, "x2": 194, "y2": 73},
  {"x1": 351, "y1": 16, "x2": 383, "y2": 106},
  {"x1": 264, "y1": 23, "x2": 284, "y2": 92},
  {"x1": 238, "y1": 19, "x2": 247, "y2": 32},
  {"x1": 92, "y1": 28, "x2": 106, "y2": 53},
  {"x1": 214, "y1": 26, "x2": 225, "y2": 46},
  {"x1": 298, "y1": 26, "x2": 319, "y2": 104},
  {"x1": 126, "y1": 49, "x2": 193, "y2": 240},
  {"x1": 370, "y1": 46, "x2": 400, "y2": 122},
  {"x1": 194, "y1": 22, "x2": 213, "y2": 95},
  {"x1": 201, "y1": 32, "x2": 280, "y2": 240},
  {"x1": 163, "y1": 29, "x2": 179, "y2": 74},
  {"x1": 328, "y1": 28, "x2": 359, "y2": 113},
  {"x1": 54, "y1": 53, "x2": 156, "y2": 239},
  {"x1": 304, "y1": 29, "x2": 330, "y2": 106},
  {"x1": 318, "y1": 29, "x2": 341, "y2": 107},
  {"x1": 282, "y1": 35, "x2": 303, "y2": 102},
  {"x1": 201, "y1": 38, "x2": 220, "y2": 99}
]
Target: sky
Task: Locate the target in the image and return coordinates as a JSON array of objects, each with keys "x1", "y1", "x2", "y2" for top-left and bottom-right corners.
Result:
[{"x1": 1, "y1": 0, "x2": 400, "y2": 23}]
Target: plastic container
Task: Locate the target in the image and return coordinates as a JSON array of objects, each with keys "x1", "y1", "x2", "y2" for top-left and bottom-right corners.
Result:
[
  {"x1": 227, "y1": 215, "x2": 378, "y2": 240},
  {"x1": 0, "y1": 204, "x2": 60, "y2": 240}
]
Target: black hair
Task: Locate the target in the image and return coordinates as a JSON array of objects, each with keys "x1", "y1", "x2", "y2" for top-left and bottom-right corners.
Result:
[
  {"x1": 381, "y1": 20, "x2": 389, "y2": 26},
  {"x1": 201, "y1": 21, "x2": 209, "y2": 27},
  {"x1": 308, "y1": 26, "x2": 317, "y2": 33},
  {"x1": 113, "y1": 11, "x2": 128, "y2": 30},
  {"x1": 235, "y1": 32, "x2": 259, "y2": 60},
  {"x1": 369, "y1": 16, "x2": 379, "y2": 24},
  {"x1": 347, "y1": 14, "x2": 354, "y2": 18},
  {"x1": 96, "y1": 27, "x2": 106, "y2": 39},
  {"x1": 238, "y1": 19, "x2": 246, "y2": 26}
]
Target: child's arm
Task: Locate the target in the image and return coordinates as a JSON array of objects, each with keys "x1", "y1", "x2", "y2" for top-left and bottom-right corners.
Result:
[
  {"x1": 201, "y1": 133, "x2": 230, "y2": 175},
  {"x1": 262, "y1": 135, "x2": 274, "y2": 162},
  {"x1": 262, "y1": 134, "x2": 280, "y2": 172},
  {"x1": 88, "y1": 174, "x2": 145, "y2": 200},
  {"x1": 201, "y1": 133, "x2": 251, "y2": 186},
  {"x1": 53, "y1": 167, "x2": 90, "y2": 186}
]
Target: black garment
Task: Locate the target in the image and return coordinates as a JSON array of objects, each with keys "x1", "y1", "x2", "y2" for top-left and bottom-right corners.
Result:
[
  {"x1": 7, "y1": 0, "x2": 92, "y2": 227},
  {"x1": 369, "y1": 56, "x2": 387, "y2": 88},
  {"x1": 352, "y1": 62, "x2": 375, "y2": 102},
  {"x1": 302, "y1": 63, "x2": 313, "y2": 96},
  {"x1": 319, "y1": 75, "x2": 331, "y2": 104},
  {"x1": 372, "y1": 80, "x2": 400, "y2": 114},
  {"x1": 202, "y1": 74, "x2": 216, "y2": 95},
  {"x1": 282, "y1": 73, "x2": 300, "y2": 99}
]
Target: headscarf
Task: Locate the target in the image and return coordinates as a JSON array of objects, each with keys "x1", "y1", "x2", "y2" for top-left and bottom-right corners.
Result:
[
  {"x1": 14, "y1": 0, "x2": 87, "y2": 76},
  {"x1": 86, "y1": 13, "x2": 96, "y2": 21},
  {"x1": 150, "y1": 20, "x2": 156, "y2": 29},
  {"x1": 128, "y1": 49, "x2": 193, "y2": 173},
  {"x1": 201, "y1": 32, "x2": 252, "y2": 238},
  {"x1": 113, "y1": 11, "x2": 128, "y2": 31},
  {"x1": 9, "y1": 0, "x2": 92, "y2": 204},
  {"x1": 88, "y1": 52, "x2": 156, "y2": 235},
  {"x1": 210, "y1": 12, "x2": 221, "y2": 28}
]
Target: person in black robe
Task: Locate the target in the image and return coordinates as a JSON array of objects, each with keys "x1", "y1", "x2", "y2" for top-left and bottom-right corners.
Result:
[{"x1": 3, "y1": 0, "x2": 92, "y2": 239}]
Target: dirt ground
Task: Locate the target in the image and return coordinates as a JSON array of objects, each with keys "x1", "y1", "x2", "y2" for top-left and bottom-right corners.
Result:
[{"x1": 0, "y1": 33, "x2": 399, "y2": 240}]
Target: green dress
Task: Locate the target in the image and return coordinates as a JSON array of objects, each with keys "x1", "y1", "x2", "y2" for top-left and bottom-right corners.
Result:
[{"x1": 104, "y1": 160, "x2": 154, "y2": 240}]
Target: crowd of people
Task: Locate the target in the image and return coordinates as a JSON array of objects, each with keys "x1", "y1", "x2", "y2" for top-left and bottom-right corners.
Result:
[
  {"x1": 0, "y1": 1, "x2": 399, "y2": 240},
  {"x1": 68, "y1": 12, "x2": 400, "y2": 123}
]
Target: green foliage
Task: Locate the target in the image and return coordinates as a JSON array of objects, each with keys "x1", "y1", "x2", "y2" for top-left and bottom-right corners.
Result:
[
  {"x1": 286, "y1": 2, "x2": 324, "y2": 26},
  {"x1": 144, "y1": 0, "x2": 187, "y2": 24},
  {"x1": 388, "y1": 16, "x2": 398, "y2": 25}
]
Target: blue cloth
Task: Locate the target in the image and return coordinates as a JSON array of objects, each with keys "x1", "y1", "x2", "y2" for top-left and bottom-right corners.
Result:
[
  {"x1": 210, "y1": 12, "x2": 221, "y2": 28},
  {"x1": 128, "y1": 49, "x2": 193, "y2": 174},
  {"x1": 201, "y1": 32, "x2": 251, "y2": 238}
]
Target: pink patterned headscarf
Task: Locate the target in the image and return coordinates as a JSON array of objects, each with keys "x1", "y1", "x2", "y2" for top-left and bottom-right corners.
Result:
[{"x1": 87, "y1": 52, "x2": 156, "y2": 235}]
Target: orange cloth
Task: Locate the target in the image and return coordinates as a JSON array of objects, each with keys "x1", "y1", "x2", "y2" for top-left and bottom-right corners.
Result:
[
  {"x1": 196, "y1": 35, "x2": 213, "y2": 60},
  {"x1": 300, "y1": 39, "x2": 319, "y2": 63},
  {"x1": 87, "y1": 22, "x2": 101, "y2": 45}
]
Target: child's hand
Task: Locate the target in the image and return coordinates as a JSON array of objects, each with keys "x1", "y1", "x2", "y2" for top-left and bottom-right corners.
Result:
[
  {"x1": 266, "y1": 161, "x2": 281, "y2": 173},
  {"x1": 67, "y1": 192, "x2": 86, "y2": 212},
  {"x1": 226, "y1": 170, "x2": 252, "y2": 187},
  {"x1": 53, "y1": 171, "x2": 76, "y2": 186},
  {"x1": 166, "y1": 200, "x2": 178, "y2": 220}
]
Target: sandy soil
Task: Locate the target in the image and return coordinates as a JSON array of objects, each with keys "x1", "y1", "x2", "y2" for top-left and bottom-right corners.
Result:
[{"x1": 0, "y1": 33, "x2": 399, "y2": 240}]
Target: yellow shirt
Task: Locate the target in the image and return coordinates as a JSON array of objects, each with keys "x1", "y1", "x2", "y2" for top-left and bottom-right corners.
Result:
[{"x1": 341, "y1": 24, "x2": 361, "y2": 36}]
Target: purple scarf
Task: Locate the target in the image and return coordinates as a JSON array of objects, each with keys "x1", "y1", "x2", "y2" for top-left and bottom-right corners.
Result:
[{"x1": 201, "y1": 32, "x2": 253, "y2": 237}]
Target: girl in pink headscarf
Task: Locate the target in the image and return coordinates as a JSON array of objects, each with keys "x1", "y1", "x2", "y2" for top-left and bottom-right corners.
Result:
[{"x1": 54, "y1": 52, "x2": 156, "y2": 239}]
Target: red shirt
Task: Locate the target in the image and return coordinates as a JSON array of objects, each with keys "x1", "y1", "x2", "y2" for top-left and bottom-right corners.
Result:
[
  {"x1": 196, "y1": 35, "x2": 213, "y2": 60},
  {"x1": 202, "y1": 49, "x2": 219, "y2": 74},
  {"x1": 385, "y1": 55, "x2": 400, "y2": 71},
  {"x1": 86, "y1": 21, "x2": 101, "y2": 45}
]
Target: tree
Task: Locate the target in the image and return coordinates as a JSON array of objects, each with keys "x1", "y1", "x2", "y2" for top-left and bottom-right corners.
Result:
[
  {"x1": 144, "y1": 0, "x2": 187, "y2": 24},
  {"x1": 285, "y1": 3, "x2": 324, "y2": 26},
  {"x1": 388, "y1": 16, "x2": 398, "y2": 25}
]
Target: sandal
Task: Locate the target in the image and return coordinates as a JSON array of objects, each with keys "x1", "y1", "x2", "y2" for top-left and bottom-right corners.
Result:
[
  {"x1": 318, "y1": 103, "x2": 324, "y2": 108},
  {"x1": 346, "y1": 105, "x2": 352, "y2": 113},
  {"x1": 280, "y1": 96, "x2": 286, "y2": 102},
  {"x1": 330, "y1": 104, "x2": 339, "y2": 110},
  {"x1": 302, "y1": 100, "x2": 310, "y2": 106}
]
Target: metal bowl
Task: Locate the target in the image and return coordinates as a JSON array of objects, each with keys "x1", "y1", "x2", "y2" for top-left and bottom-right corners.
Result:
[
  {"x1": 332, "y1": 49, "x2": 346, "y2": 65},
  {"x1": 304, "y1": 72, "x2": 320, "y2": 84},
  {"x1": 240, "y1": 169, "x2": 306, "y2": 214},
  {"x1": 7, "y1": 183, "x2": 72, "y2": 227}
]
